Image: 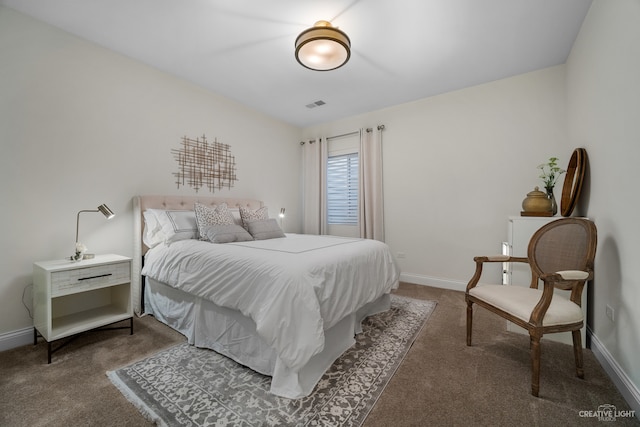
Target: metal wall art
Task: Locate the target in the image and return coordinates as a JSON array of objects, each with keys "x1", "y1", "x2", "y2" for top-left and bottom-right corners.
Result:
[{"x1": 172, "y1": 134, "x2": 238, "y2": 193}]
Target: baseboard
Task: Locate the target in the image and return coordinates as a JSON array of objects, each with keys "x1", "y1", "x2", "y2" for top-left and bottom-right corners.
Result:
[
  {"x1": 400, "y1": 273, "x2": 467, "y2": 292},
  {"x1": 0, "y1": 326, "x2": 33, "y2": 352},
  {"x1": 588, "y1": 327, "x2": 640, "y2": 419}
]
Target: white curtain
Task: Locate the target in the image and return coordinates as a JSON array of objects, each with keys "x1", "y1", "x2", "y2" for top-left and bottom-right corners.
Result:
[
  {"x1": 302, "y1": 137, "x2": 327, "y2": 235},
  {"x1": 359, "y1": 127, "x2": 385, "y2": 241}
]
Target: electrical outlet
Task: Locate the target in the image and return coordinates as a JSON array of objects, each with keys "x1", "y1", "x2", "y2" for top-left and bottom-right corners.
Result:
[
  {"x1": 606, "y1": 305, "x2": 615, "y2": 322},
  {"x1": 396, "y1": 252, "x2": 406, "y2": 259}
]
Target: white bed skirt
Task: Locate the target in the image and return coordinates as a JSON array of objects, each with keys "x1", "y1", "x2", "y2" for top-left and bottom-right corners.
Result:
[{"x1": 144, "y1": 277, "x2": 391, "y2": 398}]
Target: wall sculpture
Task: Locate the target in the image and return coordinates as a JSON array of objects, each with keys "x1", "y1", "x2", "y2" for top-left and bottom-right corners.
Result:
[{"x1": 172, "y1": 134, "x2": 238, "y2": 193}]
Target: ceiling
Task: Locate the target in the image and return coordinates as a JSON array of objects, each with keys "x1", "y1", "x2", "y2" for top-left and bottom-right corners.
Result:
[{"x1": 1, "y1": 0, "x2": 592, "y2": 128}]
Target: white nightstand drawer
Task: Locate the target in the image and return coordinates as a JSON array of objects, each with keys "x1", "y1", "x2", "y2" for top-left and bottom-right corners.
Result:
[{"x1": 51, "y1": 261, "x2": 130, "y2": 296}]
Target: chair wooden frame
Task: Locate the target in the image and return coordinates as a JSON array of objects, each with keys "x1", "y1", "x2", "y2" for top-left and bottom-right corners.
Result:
[{"x1": 465, "y1": 218, "x2": 597, "y2": 396}]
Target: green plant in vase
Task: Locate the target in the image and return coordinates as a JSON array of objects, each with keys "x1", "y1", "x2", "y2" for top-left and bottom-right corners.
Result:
[{"x1": 538, "y1": 157, "x2": 566, "y2": 215}]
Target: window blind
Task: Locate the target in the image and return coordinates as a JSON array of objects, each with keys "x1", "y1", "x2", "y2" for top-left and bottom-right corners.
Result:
[{"x1": 327, "y1": 152, "x2": 359, "y2": 225}]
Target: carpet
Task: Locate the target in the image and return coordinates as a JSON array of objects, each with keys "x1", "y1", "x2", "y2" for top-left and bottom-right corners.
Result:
[{"x1": 108, "y1": 295, "x2": 436, "y2": 426}]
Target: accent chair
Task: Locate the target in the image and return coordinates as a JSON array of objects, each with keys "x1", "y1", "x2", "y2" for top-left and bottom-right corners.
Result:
[{"x1": 465, "y1": 218, "x2": 597, "y2": 397}]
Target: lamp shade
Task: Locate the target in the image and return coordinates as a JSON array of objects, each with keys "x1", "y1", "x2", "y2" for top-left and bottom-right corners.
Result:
[
  {"x1": 97, "y1": 204, "x2": 115, "y2": 219},
  {"x1": 295, "y1": 21, "x2": 351, "y2": 71}
]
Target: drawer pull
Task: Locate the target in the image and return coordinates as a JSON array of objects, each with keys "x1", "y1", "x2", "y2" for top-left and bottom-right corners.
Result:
[{"x1": 78, "y1": 273, "x2": 113, "y2": 281}]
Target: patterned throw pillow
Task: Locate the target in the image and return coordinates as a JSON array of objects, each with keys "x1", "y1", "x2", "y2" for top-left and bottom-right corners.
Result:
[
  {"x1": 194, "y1": 203, "x2": 235, "y2": 240},
  {"x1": 239, "y1": 206, "x2": 269, "y2": 230}
]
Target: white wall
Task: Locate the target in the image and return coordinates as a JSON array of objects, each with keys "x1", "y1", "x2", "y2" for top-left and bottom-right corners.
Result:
[
  {"x1": 566, "y1": 0, "x2": 640, "y2": 410},
  {"x1": 0, "y1": 7, "x2": 302, "y2": 338},
  {"x1": 303, "y1": 66, "x2": 569, "y2": 288}
]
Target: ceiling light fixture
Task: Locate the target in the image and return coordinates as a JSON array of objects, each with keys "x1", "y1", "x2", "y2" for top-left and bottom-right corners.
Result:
[{"x1": 295, "y1": 20, "x2": 351, "y2": 71}]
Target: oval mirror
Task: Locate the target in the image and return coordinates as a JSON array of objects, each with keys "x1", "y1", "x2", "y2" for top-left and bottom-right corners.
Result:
[{"x1": 560, "y1": 148, "x2": 587, "y2": 217}]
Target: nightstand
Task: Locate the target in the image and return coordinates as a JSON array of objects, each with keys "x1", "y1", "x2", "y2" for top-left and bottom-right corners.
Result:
[{"x1": 33, "y1": 254, "x2": 133, "y2": 363}]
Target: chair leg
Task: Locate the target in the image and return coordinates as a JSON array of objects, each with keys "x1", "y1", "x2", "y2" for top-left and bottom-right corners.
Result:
[
  {"x1": 466, "y1": 301, "x2": 473, "y2": 346},
  {"x1": 572, "y1": 330, "x2": 584, "y2": 379},
  {"x1": 530, "y1": 334, "x2": 541, "y2": 397}
]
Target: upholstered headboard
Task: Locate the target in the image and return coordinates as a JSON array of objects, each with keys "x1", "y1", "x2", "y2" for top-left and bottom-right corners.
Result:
[{"x1": 132, "y1": 195, "x2": 264, "y2": 315}]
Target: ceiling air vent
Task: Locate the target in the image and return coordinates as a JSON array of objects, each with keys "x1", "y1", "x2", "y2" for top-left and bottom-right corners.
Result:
[{"x1": 306, "y1": 100, "x2": 326, "y2": 109}]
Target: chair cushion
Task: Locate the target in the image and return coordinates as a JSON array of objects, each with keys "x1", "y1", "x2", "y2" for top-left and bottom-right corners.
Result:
[{"x1": 469, "y1": 285, "x2": 583, "y2": 326}]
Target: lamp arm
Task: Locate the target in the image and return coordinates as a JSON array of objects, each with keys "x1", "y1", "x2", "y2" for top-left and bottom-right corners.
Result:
[{"x1": 75, "y1": 209, "x2": 99, "y2": 243}]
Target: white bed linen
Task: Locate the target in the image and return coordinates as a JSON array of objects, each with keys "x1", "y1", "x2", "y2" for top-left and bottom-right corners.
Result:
[
  {"x1": 141, "y1": 233, "x2": 400, "y2": 374},
  {"x1": 144, "y1": 277, "x2": 391, "y2": 398},
  {"x1": 144, "y1": 277, "x2": 278, "y2": 374}
]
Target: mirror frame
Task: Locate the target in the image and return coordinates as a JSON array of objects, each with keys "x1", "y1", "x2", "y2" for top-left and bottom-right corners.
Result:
[{"x1": 560, "y1": 148, "x2": 587, "y2": 217}]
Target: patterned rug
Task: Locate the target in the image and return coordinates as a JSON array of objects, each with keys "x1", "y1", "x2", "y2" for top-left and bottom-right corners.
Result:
[{"x1": 108, "y1": 295, "x2": 436, "y2": 426}]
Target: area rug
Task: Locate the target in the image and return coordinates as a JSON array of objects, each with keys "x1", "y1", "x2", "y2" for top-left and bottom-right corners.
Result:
[{"x1": 108, "y1": 295, "x2": 436, "y2": 426}]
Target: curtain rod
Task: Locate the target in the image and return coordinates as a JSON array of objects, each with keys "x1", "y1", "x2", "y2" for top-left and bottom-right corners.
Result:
[
  {"x1": 300, "y1": 125, "x2": 385, "y2": 145},
  {"x1": 327, "y1": 130, "x2": 359, "y2": 141}
]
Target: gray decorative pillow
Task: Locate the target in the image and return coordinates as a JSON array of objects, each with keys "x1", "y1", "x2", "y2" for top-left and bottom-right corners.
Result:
[
  {"x1": 247, "y1": 219, "x2": 286, "y2": 240},
  {"x1": 239, "y1": 206, "x2": 269, "y2": 230},
  {"x1": 203, "y1": 224, "x2": 254, "y2": 243},
  {"x1": 194, "y1": 202, "x2": 235, "y2": 240}
]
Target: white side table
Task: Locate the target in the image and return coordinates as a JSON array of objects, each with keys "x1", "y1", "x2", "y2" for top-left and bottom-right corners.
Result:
[{"x1": 33, "y1": 254, "x2": 133, "y2": 363}]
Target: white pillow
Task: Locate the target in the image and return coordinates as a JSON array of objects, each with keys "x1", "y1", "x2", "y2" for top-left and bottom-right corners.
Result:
[
  {"x1": 229, "y1": 208, "x2": 243, "y2": 226},
  {"x1": 144, "y1": 209, "x2": 198, "y2": 245},
  {"x1": 142, "y1": 210, "x2": 164, "y2": 248}
]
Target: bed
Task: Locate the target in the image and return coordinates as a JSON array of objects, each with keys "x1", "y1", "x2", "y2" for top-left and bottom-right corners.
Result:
[{"x1": 132, "y1": 195, "x2": 400, "y2": 398}]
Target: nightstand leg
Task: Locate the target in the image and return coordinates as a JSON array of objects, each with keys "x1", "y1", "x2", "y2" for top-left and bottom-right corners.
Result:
[
  {"x1": 33, "y1": 328, "x2": 37, "y2": 345},
  {"x1": 48, "y1": 342, "x2": 52, "y2": 364},
  {"x1": 130, "y1": 317, "x2": 134, "y2": 335}
]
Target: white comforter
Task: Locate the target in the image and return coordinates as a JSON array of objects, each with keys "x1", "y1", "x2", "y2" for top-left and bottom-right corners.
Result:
[{"x1": 141, "y1": 234, "x2": 400, "y2": 371}]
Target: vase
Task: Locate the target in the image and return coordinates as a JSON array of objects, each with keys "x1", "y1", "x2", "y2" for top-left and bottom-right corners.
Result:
[
  {"x1": 546, "y1": 188, "x2": 557, "y2": 216},
  {"x1": 522, "y1": 187, "x2": 552, "y2": 214}
]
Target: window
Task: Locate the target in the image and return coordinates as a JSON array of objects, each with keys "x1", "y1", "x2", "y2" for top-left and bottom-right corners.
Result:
[{"x1": 327, "y1": 152, "x2": 359, "y2": 225}]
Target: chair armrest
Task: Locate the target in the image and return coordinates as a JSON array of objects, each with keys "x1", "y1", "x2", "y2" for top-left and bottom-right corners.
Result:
[
  {"x1": 474, "y1": 255, "x2": 528, "y2": 263},
  {"x1": 540, "y1": 270, "x2": 592, "y2": 283},
  {"x1": 529, "y1": 279, "x2": 556, "y2": 326},
  {"x1": 530, "y1": 271, "x2": 592, "y2": 326},
  {"x1": 539, "y1": 269, "x2": 592, "y2": 306},
  {"x1": 466, "y1": 255, "x2": 529, "y2": 292},
  {"x1": 557, "y1": 270, "x2": 590, "y2": 280}
]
